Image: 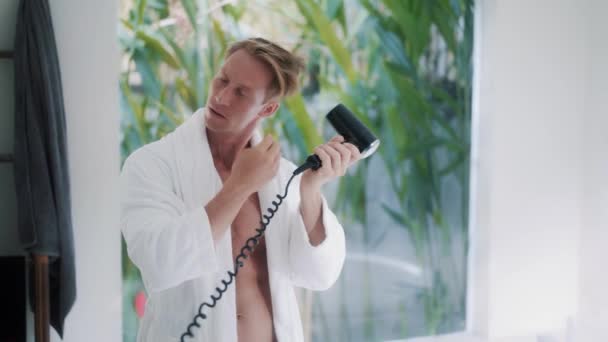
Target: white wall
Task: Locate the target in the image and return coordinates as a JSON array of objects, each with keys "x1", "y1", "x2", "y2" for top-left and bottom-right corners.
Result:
[
  {"x1": 576, "y1": 0, "x2": 608, "y2": 341},
  {"x1": 470, "y1": 0, "x2": 594, "y2": 340},
  {"x1": 0, "y1": 1, "x2": 121, "y2": 340},
  {"x1": 48, "y1": 1, "x2": 122, "y2": 341}
]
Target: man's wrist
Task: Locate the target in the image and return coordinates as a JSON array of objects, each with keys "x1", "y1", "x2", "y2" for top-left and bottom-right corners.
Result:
[
  {"x1": 299, "y1": 174, "x2": 325, "y2": 243},
  {"x1": 223, "y1": 177, "x2": 252, "y2": 201},
  {"x1": 300, "y1": 175, "x2": 323, "y2": 212},
  {"x1": 300, "y1": 173, "x2": 323, "y2": 192}
]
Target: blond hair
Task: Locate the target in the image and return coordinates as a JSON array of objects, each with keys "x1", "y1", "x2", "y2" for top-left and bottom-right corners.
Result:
[{"x1": 226, "y1": 37, "x2": 305, "y2": 99}]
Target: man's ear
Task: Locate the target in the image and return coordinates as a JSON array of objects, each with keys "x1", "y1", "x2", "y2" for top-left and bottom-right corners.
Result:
[{"x1": 259, "y1": 101, "x2": 280, "y2": 118}]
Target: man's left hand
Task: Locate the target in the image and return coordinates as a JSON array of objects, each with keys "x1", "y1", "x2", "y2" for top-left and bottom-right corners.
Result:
[{"x1": 300, "y1": 135, "x2": 362, "y2": 189}]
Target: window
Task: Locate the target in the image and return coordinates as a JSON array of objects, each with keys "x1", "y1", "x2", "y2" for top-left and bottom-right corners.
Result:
[{"x1": 118, "y1": 0, "x2": 474, "y2": 341}]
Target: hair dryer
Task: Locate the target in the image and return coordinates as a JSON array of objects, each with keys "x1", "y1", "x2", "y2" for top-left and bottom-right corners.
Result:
[{"x1": 294, "y1": 103, "x2": 380, "y2": 175}]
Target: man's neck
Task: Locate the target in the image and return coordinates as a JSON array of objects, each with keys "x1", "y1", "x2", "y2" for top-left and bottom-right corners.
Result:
[{"x1": 206, "y1": 127, "x2": 252, "y2": 169}]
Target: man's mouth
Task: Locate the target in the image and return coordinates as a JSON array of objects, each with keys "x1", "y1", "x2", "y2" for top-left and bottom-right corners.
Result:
[{"x1": 209, "y1": 107, "x2": 225, "y2": 118}]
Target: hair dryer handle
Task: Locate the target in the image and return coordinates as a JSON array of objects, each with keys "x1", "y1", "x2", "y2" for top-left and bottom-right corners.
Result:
[{"x1": 293, "y1": 154, "x2": 322, "y2": 175}]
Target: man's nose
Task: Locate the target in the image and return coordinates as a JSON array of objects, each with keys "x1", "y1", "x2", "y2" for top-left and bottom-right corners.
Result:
[{"x1": 215, "y1": 87, "x2": 231, "y2": 106}]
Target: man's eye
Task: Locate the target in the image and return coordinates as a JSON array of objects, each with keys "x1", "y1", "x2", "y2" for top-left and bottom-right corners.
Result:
[{"x1": 236, "y1": 89, "x2": 246, "y2": 97}]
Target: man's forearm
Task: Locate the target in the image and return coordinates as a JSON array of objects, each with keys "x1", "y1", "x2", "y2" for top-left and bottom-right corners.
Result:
[
  {"x1": 205, "y1": 179, "x2": 250, "y2": 242},
  {"x1": 299, "y1": 178, "x2": 326, "y2": 246}
]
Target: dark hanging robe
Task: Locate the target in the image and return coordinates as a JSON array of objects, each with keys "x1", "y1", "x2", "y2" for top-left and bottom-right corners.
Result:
[{"x1": 14, "y1": 0, "x2": 76, "y2": 337}]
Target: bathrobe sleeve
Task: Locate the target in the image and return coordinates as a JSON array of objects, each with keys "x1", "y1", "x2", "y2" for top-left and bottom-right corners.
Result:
[
  {"x1": 284, "y1": 161, "x2": 347, "y2": 291},
  {"x1": 120, "y1": 146, "x2": 219, "y2": 294}
]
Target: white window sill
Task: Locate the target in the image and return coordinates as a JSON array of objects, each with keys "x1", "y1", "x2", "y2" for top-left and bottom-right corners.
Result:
[
  {"x1": 385, "y1": 332, "x2": 543, "y2": 342},
  {"x1": 385, "y1": 332, "x2": 486, "y2": 342}
]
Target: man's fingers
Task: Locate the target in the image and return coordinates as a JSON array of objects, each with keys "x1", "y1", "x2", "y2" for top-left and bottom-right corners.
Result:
[
  {"x1": 272, "y1": 150, "x2": 281, "y2": 168},
  {"x1": 330, "y1": 142, "x2": 352, "y2": 157},
  {"x1": 329, "y1": 135, "x2": 345, "y2": 143},
  {"x1": 314, "y1": 146, "x2": 331, "y2": 170},
  {"x1": 322, "y1": 144, "x2": 341, "y2": 172},
  {"x1": 268, "y1": 139, "x2": 281, "y2": 156},
  {"x1": 257, "y1": 134, "x2": 275, "y2": 150},
  {"x1": 330, "y1": 142, "x2": 352, "y2": 173},
  {"x1": 344, "y1": 143, "x2": 361, "y2": 164}
]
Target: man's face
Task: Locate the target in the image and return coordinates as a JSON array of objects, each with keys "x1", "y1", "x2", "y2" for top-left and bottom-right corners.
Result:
[{"x1": 204, "y1": 49, "x2": 278, "y2": 134}]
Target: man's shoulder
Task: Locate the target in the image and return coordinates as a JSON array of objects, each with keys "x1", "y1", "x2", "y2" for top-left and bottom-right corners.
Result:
[
  {"x1": 124, "y1": 108, "x2": 205, "y2": 169},
  {"x1": 122, "y1": 140, "x2": 171, "y2": 178}
]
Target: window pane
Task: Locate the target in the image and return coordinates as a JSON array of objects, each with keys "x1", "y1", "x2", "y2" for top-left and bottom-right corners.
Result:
[{"x1": 118, "y1": 1, "x2": 474, "y2": 341}]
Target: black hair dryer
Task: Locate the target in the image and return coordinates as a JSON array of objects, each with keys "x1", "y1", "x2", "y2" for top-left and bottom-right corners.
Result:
[{"x1": 294, "y1": 103, "x2": 380, "y2": 175}]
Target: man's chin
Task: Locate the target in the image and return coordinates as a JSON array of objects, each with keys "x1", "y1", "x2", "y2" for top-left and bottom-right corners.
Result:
[{"x1": 204, "y1": 113, "x2": 229, "y2": 132}]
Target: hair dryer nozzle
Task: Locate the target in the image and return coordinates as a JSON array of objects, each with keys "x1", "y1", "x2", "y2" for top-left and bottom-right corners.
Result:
[
  {"x1": 327, "y1": 104, "x2": 380, "y2": 159},
  {"x1": 293, "y1": 103, "x2": 380, "y2": 176}
]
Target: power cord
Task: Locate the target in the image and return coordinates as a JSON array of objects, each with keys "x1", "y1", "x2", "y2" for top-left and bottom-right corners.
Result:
[{"x1": 179, "y1": 157, "x2": 319, "y2": 341}]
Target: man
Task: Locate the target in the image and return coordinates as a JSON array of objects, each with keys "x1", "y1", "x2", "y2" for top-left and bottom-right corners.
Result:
[{"x1": 120, "y1": 37, "x2": 361, "y2": 342}]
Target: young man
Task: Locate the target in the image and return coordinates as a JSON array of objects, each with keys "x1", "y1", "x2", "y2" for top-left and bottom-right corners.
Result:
[{"x1": 120, "y1": 37, "x2": 361, "y2": 342}]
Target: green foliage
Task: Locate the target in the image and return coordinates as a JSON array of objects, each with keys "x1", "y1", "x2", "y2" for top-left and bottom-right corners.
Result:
[
  {"x1": 119, "y1": 0, "x2": 474, "y2": 340},
  {"x1": 281, "y1": 0, "x2": 474, "y2": 337}
]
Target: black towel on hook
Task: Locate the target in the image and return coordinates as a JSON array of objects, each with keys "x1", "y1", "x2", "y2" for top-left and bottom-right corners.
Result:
[{"x1": 14, "y1": 0, "x2": 76, "y2": 337}]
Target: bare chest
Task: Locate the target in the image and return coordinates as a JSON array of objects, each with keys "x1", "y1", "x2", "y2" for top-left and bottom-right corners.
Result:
[
  {"x1": 231, "y1": 193, "x2": 269, "y2": 274},
  {"x1": 231, "y1": 193, "x2": 275, "y2": 338}
]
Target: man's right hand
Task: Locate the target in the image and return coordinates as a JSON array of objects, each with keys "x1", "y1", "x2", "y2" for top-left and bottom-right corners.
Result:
[
  {"x1": 206, "y1": 130, "x2": 280, "y2": 242},
  {"x1": 227, "y1": 134, "x2": 281, "y2": 195}
]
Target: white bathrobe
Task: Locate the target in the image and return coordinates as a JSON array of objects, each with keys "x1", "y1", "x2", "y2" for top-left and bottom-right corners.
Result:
[{"x1": 120, "y1": 108, "x2": 346, "y2": 342}]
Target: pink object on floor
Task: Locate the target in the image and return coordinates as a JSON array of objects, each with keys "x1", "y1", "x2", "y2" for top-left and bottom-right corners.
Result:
[{"x1": 134, "y1": 290, "x2": 146, "y2": 318}]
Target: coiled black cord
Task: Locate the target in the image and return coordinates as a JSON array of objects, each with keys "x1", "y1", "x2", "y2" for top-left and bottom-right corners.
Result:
[{"x1": 179, "y1": 171, "x2": 300, "y2": 342}]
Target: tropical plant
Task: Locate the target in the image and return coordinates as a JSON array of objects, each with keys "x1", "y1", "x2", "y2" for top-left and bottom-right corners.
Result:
[
  {"x1": 118, "y1": 0, "x2": 474, "y2": 341},
  {"x1": 287, "y1": 0, "x2": 473, "y2": 339}
]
